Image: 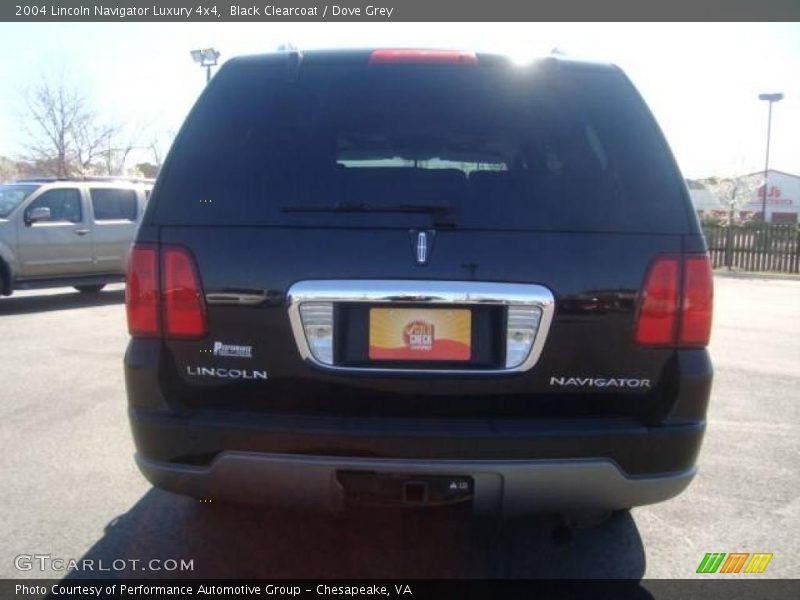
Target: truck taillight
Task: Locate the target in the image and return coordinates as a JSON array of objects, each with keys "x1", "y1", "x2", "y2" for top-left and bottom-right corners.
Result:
[
  {"x1": 162, "y1": 246, "x2": 207, "y2": 339},
  {"x1": 635, "y1": 254, "x2": 713, "y2": 348},
  {"x1": 679, "y1": 255, "x2": 713, "y2": 347},
  {"x1": 126, "y1": 245, "x2": 160, "y2": 337},
  {"x1": 126, "y1": 244, "x2": 206, "y2": 339},
  {"x1": 635, "y1": 257, "x2": 679, "y2": 346}
]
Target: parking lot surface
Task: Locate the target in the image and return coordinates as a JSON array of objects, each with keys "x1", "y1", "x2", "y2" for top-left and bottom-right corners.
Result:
[{"x1": 0, "y1": 276, "x2": 798, "y2": 579}]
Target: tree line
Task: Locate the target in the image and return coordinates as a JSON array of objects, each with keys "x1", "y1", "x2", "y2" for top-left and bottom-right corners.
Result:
[{"x1": 1, "y1": 74, "x2": 164, "y2": 182}]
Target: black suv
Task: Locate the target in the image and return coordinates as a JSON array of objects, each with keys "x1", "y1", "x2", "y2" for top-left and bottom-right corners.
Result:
[{"x1": 124, "y1": 49, "x2": 713, "y2": 515}]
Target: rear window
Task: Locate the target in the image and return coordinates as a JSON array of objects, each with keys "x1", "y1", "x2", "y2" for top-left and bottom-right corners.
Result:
[
  {"x1": 90, "y1": 188, "x2": 137, "y2": 221},
  {"x1": 153, "y1": 59, "x2": 690, "y2": 233}
]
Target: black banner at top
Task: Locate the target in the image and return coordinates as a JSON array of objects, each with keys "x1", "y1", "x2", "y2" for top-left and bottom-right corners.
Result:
[{"x1": 3, "y1": 0, "x2": 800, "y2": 22}]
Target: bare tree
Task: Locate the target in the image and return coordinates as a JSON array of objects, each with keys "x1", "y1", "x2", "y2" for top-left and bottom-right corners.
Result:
[
  {"x1": 148, "y1": 137, "x2": 163, "y2": 167},
  {"x1": 22, "y1": 77, "x2": 126, "y2": 177},
  {"x1": 98, "y1": 136, "x2": 135, "y2": 176},
  {"x1": 128, "y1": 131, "x2": 174, "y2": 179},
  {"x1": 0, "y1": 157, "x2": 19, "y2": 183},
  {"x1": 147, "y1": 128, "x2": 177, "y2": 168}
]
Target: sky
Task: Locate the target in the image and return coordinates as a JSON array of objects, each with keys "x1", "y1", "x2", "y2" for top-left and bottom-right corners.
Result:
[{"x1": 0, "y1": 22, "x2": 798, "y2": 179}]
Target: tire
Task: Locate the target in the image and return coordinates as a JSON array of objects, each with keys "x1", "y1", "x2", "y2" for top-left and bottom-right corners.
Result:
[
  {"x1": 74, "y1": 284, "x2": 106, "y2": 294},
  {"x1": 561, "y1": 509, "x2": 615, "y2": 529},
  {"x1": 0, "y1": 266, "x2": 8, "y2": 297}
]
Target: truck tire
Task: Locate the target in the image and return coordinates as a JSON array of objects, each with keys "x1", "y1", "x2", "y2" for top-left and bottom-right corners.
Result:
[
  {"x1": 75, "y1": 284, "x2": 106, "y2": 294},
  {"x1": 0, "y1": 263, "x2": 9, "y2": 296}
]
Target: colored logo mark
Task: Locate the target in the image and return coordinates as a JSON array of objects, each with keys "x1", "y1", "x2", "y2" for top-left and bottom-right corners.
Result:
[{"x1": 696, "y1": 553, "x2": 773, "y2": 574}]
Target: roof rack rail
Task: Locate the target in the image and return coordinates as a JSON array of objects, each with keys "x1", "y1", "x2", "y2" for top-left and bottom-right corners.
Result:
[{"x1": 15, "y1": 175, "x2": 155, "y2": 184}]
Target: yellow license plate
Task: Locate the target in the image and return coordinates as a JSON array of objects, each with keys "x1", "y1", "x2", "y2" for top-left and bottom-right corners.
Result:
[{"x1": 369, "y1": 308, "x2": 471, "y2": 361}]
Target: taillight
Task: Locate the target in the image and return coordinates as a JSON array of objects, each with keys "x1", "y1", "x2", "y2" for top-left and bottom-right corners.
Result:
[
  {"x1": 368, "y1": 49, "x2": 478, "y2": 65},
  {"x1": 126, "y1": 244, "x2": 160, "y2": 337},
  {"x1": 634, "y1": 254, "x2": 713, "y2": 348},
  {"x1": 679, "y1": 255, "x2": 713, "y2": 347},
  {"x1": 125, "y1": 244, "x2": 206, "y2": 339},
  {"x1": 635, "y1": 257, "x2": 679, "y2": 346},
  {"x1": 162, "y1": 246, "x2": 206, "y2": 339}
]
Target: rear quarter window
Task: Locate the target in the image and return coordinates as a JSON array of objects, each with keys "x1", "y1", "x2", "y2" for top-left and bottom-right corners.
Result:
[
  {"x1": 152, "y1": 59, "x2": 692, "y2": 234},
  {"x1": 90, "y1": 188, "x2": 138, "y2": 221}
]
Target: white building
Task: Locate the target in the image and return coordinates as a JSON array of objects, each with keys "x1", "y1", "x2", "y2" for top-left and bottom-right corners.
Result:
[{"x1": 688, "y1": 169, "x2": 800, "y2": 224}]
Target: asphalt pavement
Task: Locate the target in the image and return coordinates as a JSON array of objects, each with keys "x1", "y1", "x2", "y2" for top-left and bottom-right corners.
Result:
[{"x1": 0, "y1": 276, "x2": 797, "y2": 579}]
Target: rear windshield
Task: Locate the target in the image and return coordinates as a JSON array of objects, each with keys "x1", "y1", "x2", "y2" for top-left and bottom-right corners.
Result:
[{"x1": 153, "y1": 60, "x2": 690, "y2": 233}]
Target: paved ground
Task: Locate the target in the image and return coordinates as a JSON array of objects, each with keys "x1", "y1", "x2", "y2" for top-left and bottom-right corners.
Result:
[{"x1": 0, "y1": 277, "x2": 797, "y2": 579}]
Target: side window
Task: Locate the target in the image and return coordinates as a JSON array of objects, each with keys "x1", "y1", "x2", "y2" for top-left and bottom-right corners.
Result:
[
  {"x1": 25, "y1": 189, "x2": 82, "y2": 223},
  {"x1": 90, "y1": 188, "x2": 138, "y2": 221}
]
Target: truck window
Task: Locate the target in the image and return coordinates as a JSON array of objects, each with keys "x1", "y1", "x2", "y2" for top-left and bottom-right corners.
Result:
[
  {"x1": 90, "y1": 188, "x2": 138, "y2": 221},
  {"x1": 26, "y1": 189, "x2": 82, "y2": 223},
  {"x1": 154, "y1": 62, "x2": 689, "y2": 233}
]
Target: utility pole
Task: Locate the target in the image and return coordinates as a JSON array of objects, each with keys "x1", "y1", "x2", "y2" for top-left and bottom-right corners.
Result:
[
  {"x1": 190, "y1": 48, "x2": 221, "y2": 85},
  {"x1": 757, "y1": 93, "x2": 783, "y2": 222}
]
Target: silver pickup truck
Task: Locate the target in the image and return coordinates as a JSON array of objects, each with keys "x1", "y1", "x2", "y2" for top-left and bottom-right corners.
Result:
[{"x1": 0, "y1": 177, "x2": 153, "y2": 296}]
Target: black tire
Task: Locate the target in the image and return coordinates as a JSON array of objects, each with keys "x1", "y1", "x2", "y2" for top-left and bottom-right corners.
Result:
[
  {"x1": 561, "y1": 509, "x2": 615, "y2": 529},
  {"x1": 74, "y1": 284, "x2": 106, "y2": 294},
  {"x1": 0, "y1": 262, "x2": 8, "y2": 296}
]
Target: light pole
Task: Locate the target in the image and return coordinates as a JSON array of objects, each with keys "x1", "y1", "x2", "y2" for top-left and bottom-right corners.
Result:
[
  {"x1": 757, "y1": 92, "x2": 783, "y2": 222},
  {"x1": 190, "y1": 48, "x2": 221, "y2": 84}
]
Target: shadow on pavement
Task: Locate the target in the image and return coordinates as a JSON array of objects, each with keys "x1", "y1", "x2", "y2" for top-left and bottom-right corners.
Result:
[
  {"x1": 68, "y1": 488, "x2": 647, "y2": 579},
  {"x1": 0, "y1": 289, "x2": 124, "y2": 316}
]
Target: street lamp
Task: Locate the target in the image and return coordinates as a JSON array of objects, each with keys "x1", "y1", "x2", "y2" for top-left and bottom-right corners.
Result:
[
  {"x1": 757, "y1": 92, "x2": 783, "y2": 222},
  {"x1": 190, "y1": 47, "x2": 221, "y2": 84}
]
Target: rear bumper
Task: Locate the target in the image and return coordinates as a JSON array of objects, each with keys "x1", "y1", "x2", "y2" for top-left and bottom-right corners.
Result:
[
  {"x1": 129, "y1": 407, "x2": 704, "y2": 513},
  {"x1": 126, "y1": 340, "x2": 710, "y2": 513},
  {"x1": 130, "y1": 407, "x2": 705, "y2": 477},
  {"x1": 135, "y1": 451, "x2": 695, "y2": 515}
]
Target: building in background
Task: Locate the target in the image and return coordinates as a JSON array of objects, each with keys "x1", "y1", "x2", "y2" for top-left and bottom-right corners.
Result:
[{"x1": 688, "y1": 169, "x2": 800, "y2": 224}]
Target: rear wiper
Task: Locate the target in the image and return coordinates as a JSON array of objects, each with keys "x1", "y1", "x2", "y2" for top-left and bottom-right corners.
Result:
[{"x1": 281, "y1": 202, "x2": 456, "y2": 225}]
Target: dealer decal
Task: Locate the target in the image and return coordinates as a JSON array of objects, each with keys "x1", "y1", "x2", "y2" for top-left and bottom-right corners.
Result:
[{"x1": 212, "y1": 341, "x2": 252, "y2": 358}]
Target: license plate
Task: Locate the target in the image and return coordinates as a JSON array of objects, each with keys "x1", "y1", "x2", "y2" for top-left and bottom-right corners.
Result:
[{"x1": 369, "y1": 308, "x2": 471, "y2": 361}]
